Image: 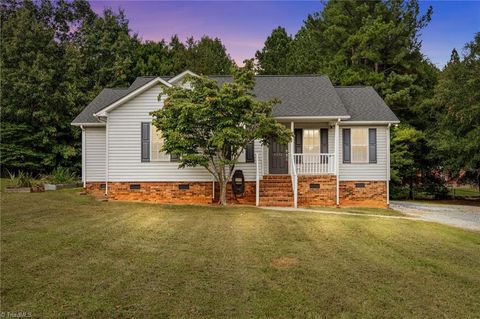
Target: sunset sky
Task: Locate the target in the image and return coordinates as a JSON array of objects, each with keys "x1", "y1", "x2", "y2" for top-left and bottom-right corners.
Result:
[{"x1": 89, "y1": 1, "x2": 480, "y2": 68}]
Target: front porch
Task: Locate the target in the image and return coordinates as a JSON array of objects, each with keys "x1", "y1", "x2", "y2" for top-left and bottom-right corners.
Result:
[{"x1": 255, "y1": 121, "x2": 341, "y2": 208}]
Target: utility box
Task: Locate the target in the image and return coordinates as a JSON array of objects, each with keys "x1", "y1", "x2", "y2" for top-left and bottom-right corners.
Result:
[{"x1": 232, "y1": 170, "x2": 245, "y2": 195}]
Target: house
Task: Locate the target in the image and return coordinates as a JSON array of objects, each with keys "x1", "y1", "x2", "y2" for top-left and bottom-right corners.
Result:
[{"x1": 72, "y1": 70, "x2": 399, "y2": 208}]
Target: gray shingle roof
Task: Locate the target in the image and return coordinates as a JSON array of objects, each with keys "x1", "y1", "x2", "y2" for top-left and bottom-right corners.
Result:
[
  {"x1": 335, "y1": 87, "x2": 399, "y2": 122},
  {"x1": 211, "y1": 75, "x2": 348, "y2": 117},
  {"x1": 71, "y1": 76, "x2": 157, "y2": 124},
  {"x1": 72, "y1": 74, "x2": 399, "y2": 124}
]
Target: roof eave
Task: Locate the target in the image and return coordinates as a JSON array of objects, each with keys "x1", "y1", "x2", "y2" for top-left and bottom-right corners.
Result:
[{"x1": 275, "y1": 115, "x2": 351, "y2": 122}]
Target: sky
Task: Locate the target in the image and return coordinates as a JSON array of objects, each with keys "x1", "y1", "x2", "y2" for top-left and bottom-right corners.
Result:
[{"x1": 89, "y1": 1, "x2": 480, "y2": 69}]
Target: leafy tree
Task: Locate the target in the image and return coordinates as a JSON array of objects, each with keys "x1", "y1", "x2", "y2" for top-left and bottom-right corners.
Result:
[
  {"x1": 390, "y1": 124, "x2": 429, "y2": 199},
  {"x1": 151, "y1": 61, "x2": 291, "y2": 205},
  {"x1": 78, "y1": 8, "x2": 139, "y2": 90},
  {"x1": 134, "y1": 40, "x2": 172, "y2": 76},
  {"x1": 0, "y1": 3, "x2": 85, "y2": 173},
  {"x1": 429, "y1": 33, "x2": 480, "y2": 190},
  {"x1": 186, "y1": 36, "x2": 234, "y2": 75},
  {"x1": 255, "y1": 26, "x2": 292, "y2": 74}
]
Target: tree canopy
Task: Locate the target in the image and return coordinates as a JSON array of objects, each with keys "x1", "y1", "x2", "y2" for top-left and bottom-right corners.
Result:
[
  {"x1": 0, "y1": 0, "x2": 234, "y2": 175},
  {"x1": 151, "y1": 61, "x2": 291, "y2": 205}
]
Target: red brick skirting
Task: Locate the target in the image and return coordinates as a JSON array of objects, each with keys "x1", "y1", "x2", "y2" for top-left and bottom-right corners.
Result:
[
  {"x1": 85, "y1": 179, "x2": 387, "y2": 208},
  {"x1": 297, "y1": 175, "x2": 336, "y2": 206},
  {"x1": 85, "y1": 181, "x2": 256, "y2": 205},
  {"x1": 339, "y1": 181, "x2": 387, "y2": 208}
]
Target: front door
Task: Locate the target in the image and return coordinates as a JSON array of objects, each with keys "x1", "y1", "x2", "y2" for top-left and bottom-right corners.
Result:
[{"x1": 269, "y1": 139, "x2": 288, "y2": 174}]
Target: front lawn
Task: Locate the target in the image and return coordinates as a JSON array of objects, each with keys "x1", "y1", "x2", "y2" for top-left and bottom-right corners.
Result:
[
  {"x1": 306, "y1": 206, "x2": 406, "y2": 216},
  {"x1": 1, "y1": 189, "x2": 479, "y2": 318}
]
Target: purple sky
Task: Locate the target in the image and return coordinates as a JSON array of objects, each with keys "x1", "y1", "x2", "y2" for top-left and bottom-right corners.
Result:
[{"x1": 89, "y1": 1, "x2": 480, "y2": 68}]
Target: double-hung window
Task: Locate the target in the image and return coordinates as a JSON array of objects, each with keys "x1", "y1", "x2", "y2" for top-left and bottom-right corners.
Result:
[
  {"x1": 343, "y1": 128, "x2": 377, "y2": 164},
  {"x1": 351, "y1": 128, "x2": 369, "y2": 163}
]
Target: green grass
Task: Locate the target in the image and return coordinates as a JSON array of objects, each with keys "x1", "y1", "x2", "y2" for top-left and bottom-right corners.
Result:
[
  {"x1": 448, "y1": 186, "x2": 480, "y2": 197},
  {"x1": 1, "y1": 189, "x2": 480, "y2": 318},
  {"x1": 306, "y1": 206, "x2": 406, "y2": 216}
]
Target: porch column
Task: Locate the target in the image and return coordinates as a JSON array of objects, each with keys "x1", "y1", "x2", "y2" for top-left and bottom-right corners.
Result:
[{"x1": 335, "y1": 119, "x2": 340, "y2": 206}]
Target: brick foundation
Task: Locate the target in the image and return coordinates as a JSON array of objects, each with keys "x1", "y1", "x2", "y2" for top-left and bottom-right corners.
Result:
[
  {"x1": 85, "y1": 181, "x2": 256, "y2": 205},
  {"x1": 85, "y1": 179, "x2": 387, "y2": 208},
  {"x1": 339, "y1": 181, "x2": 387, "y2": 208},
  {"x1": 297, "y1": 175, "x2": 336, "y2": 206}
]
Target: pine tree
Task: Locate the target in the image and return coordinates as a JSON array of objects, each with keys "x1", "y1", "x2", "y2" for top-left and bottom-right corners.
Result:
[{"x1": 255, "y1": 27, "x2": 292, "y2": 74}]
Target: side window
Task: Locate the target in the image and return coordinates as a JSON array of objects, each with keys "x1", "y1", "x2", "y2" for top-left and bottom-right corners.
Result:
[
  {"x1": 343, "y1": 127, "x2": 378, "y2": 164},
  {"x1": 151, "y1": 125, "x2": 170, "y2": 161}
]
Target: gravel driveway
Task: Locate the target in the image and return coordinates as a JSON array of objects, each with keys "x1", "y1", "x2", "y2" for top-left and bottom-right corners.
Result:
[{"x1": 390, "y1": 201, "x2": 480, "y2": 231}]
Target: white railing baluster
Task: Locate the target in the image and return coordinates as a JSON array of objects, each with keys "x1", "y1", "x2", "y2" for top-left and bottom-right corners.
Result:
[{"x1": 292, "y1": 153, "x2": 335, "y2": 175}]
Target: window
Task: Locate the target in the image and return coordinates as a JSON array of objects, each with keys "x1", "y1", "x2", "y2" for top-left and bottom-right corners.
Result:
[
  {"x1": 151, "y1": 125, "x2": 170, "y2": 161},
  {"x1": 351, "y1": 128, "x2": 369, "y2": 163},
  {"x1": 303, "y1": 129, "x2": 320, "y2": 154}
]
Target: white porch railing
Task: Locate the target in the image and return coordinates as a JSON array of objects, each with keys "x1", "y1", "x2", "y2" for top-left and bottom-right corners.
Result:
[{"x1": 293, "y1": 153, "x2": 335, "y2": 175}]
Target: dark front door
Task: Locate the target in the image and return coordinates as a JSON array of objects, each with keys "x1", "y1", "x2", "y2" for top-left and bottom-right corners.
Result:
[{"x1": 269, "y1": 139, "x2": 288, "y2": 174}]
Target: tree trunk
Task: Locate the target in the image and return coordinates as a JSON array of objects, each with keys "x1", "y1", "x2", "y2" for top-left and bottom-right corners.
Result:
[
  {"x1": 218, "y1": 180, "x2": 228, "y2": 206},
  {"x1": 408, "y1": 179, "x2": 414, "y2": 200},
  {"x1": 477, "y1": 169, "x2": 480, "y2": 193}
]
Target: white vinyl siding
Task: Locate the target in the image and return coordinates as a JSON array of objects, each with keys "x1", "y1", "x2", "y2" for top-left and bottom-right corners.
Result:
[
  {"x1": 106, "y1": 84, "x2": 260, "y2": 182},
  {"x1": 339, "y1": 125, "x2": 388, "y2": 181},
  {"x1": 85, "y1": 127, "x2": 106, "y2": 181}
]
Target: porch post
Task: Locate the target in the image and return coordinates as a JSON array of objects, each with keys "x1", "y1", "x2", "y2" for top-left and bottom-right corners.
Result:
[
  {"x1": 335, "y1": 119, "x2": 340, "y2": 206},
  {"x1": 290, "y1": 121, "x2": 294, "y2": 174}
]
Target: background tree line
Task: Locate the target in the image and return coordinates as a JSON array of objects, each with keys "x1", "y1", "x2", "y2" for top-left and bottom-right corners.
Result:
[
  {"x1": 0, "y1": 0, "x2": 233, "y2": 174},
  {"x1": 1, "y1": 0, "x2": 478, "y2": 195}
]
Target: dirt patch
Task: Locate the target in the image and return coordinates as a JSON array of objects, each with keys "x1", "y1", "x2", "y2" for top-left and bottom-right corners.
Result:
[{"x1": 270, "y1": 256, "x2": 298, "y2": 269}]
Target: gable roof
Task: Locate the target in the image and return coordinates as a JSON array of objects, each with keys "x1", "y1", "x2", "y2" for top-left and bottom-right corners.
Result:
[
  {"x1": 335, "y1": 87, "x2": 399, "y2": 122},
  {"x1": 72, "y1": 76, "x2": 159, "y2": 124},
  {"x1": 72, "y1": 73, "x2": 399, "y2": 125},
  {"x1": 211, "y1": 75, "x2": 349, "y2": 118}
]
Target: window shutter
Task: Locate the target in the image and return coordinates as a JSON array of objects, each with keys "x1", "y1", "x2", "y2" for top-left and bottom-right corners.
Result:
[
  {"x1": 141, "y1": 122, "x2": 150, "y2": 162},
  {"x1": 369, "y1": 128, "x2": 377, "y2": 163},
  {"x1": 245, "y1": 141, "x2": 255, "y2": 163},
  {"x1": 343, "y1": 128, "x2": 351, "y2": 163},
  {"x1": 321, "y1": 128, "x2": 328, "y2": 153},
  {"x1": 294, "y1": 129, "x2": 303, "y2": 154},
  {"x1": 294, "y1": 129, "x2": 303, "y2": 164}
]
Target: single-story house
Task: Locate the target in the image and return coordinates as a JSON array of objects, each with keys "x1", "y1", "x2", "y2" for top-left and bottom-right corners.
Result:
[{"x1": 72, "y1": 70, "x2": 399, "y2": 208}]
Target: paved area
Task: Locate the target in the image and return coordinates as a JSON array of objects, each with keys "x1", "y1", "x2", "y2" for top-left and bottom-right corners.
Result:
[{"x1": 390, "y1": 201, "x2": 480, "y2": 231}]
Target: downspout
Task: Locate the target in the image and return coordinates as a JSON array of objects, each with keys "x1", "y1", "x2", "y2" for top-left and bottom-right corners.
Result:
[
  {"x1": 335, "y1": 118, "x2": 341, "y2": 207},
  {"x1": 386, "y1": 123, "x2": 391, "y2": 207},
  {"x1": 81, "y1": 125, "x2": 86, "y2": 188},
  {"x1": 105, "y1": 114, "x2": 109, "y2": 197}
]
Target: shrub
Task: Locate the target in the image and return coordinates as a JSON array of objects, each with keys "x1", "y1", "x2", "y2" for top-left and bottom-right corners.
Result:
[
  {"x1": 48, "y1": 167, "x2": 77, "y2": 184},
  {"x1": 7, "y1": 170, "x2": 33, "y2": 188}
]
